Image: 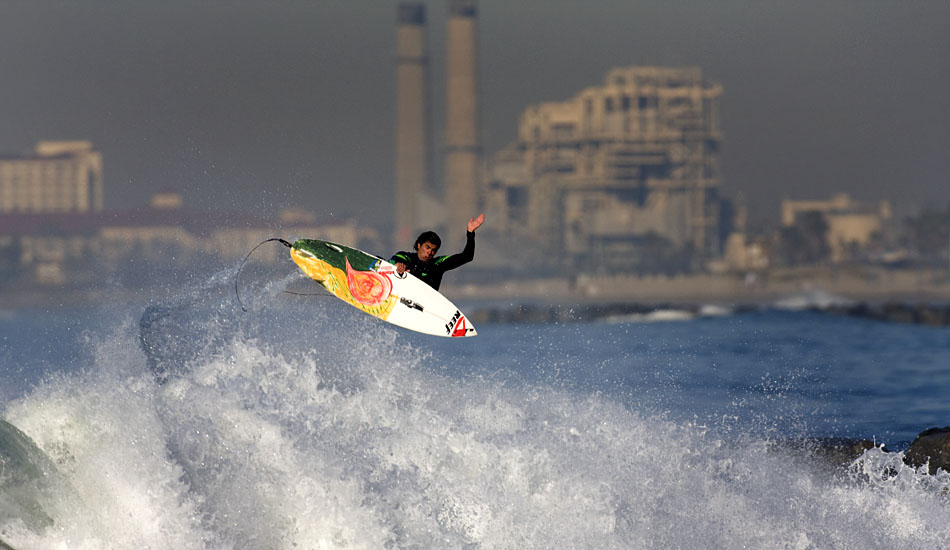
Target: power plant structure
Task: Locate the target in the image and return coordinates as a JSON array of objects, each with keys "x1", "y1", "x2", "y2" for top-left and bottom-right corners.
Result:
[
  {"x1": 393, "y1": 3, "x2": 432, "y2": 248},
  {"x1": 443, "y1": 0, "x2": 481, "y2": 246},
  {"x1": 394, "y1": 1, "x2": 481, "y2": 250},
  {"x1": 485, "y1": 66, "x2": 726, "y2": 268},
  {"x1": 392, "y1": 4, "x2": 728, "y2": 271}
]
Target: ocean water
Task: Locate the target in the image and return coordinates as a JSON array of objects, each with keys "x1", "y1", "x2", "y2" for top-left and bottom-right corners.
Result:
[{"x1": 1, "y1": 272, "x2": 950, "y2": 549}]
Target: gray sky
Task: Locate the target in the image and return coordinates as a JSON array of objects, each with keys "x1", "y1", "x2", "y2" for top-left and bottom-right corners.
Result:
[{"x1": 2, "y1": 1, "x2": 948, "y2": 227}]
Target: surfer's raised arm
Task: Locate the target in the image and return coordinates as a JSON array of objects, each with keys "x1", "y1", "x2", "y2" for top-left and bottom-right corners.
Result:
[
  {"x1": 466, "y1": 213, "x2": 485, "y2": 233},
  {"x1": 391, "y1": 214, "x2": 484, "y2": 291}
]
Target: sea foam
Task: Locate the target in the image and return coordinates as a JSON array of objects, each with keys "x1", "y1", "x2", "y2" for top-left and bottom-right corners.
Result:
[{"x1": 2, "y1": 290, "x2": 949, "y2": 549}]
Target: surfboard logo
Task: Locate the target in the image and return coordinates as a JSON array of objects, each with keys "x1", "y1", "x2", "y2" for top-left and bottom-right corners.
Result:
[
  {"x1": 345, "y1": 258, "x2": 393, "y2": 306},
  {"x1": 444, "y1": 310, "x2": 461, "y2": 335},
  {"x1": 451, "y1": 316, "x2": 470, "y2": 338},
  {"x1": 445, "y1": 309, "x2": 471, "y2": 337}
]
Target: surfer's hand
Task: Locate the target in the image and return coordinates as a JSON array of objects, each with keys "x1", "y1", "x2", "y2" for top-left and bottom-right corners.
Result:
[
  {"x1": 467, "y1": 213, "x2": 485, "y2": 233},
  {"x1": 395, "y1": 261, "x2": 407, "y2": 274}
]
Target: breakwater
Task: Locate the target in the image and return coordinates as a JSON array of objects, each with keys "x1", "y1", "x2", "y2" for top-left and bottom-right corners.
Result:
[
  {"x1": 466, "y1": 302, "x2": 737, "y2": 324},
  {"x1": 822, "y1": 301, "x2": 950, "y2": 326},
  {"x1": 777, "y1": 426, "x2": 950, "y2": 476},
  {"x1": 467, "y1": 300, "x2": 950, "y2": 326}
]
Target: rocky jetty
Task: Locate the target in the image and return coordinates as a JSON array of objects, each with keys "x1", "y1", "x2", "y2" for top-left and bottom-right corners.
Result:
[
  {"x1": 772, "y1": 437, "x2": 880, "y2": 476},
  {"x1": 806, "y1": 427, "x2": 950, "y2": 476},
  {"x1": 467, "y1": 302, "x2": 746, "y2": 324},
  {"x1": 467, "y1": 299, "x2": 950, "y2": 326},
  {"x1": 824, "y1": 302, "x2": 950, "y2": 326},
  {"x1": 806, "y1": 438, "x2": 880, "y2": 469},
  {"x1": 777, "y1": 428, "x2": 950, "y2": 477},
  {"x1": 904, "y1": 426, "x2": 950, "y2": 475}
]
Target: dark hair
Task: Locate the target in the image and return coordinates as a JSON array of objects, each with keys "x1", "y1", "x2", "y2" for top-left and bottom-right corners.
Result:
[{"x1": 414, "y1": 231, "x2": 441, "y2": 250}]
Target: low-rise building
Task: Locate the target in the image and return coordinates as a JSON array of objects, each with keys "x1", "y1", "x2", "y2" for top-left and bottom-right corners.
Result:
[
  {"x1": 781, "y1": 193, "x2": 892, "y2": 262},
  {"x1": 0, "y1": 141, "x2": 103, "y2": 214},
  {"x1": 0, "y1": 194, "x2": 368, "y2": 288}
]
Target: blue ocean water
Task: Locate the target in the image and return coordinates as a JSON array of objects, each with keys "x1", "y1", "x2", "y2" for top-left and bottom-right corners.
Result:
[{"x1": 1, "y1": 273, "x2": 950, "y2": 548}]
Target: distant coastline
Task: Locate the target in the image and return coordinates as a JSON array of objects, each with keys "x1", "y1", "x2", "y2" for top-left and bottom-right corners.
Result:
[
  {"x1": 451, "y1": 265, "x2": 950, "y2": 326},
  {"x1": 3, "y1": 266, "x2": 950, "y2": 326},
  {"x1": 448, "y1": 266, "x2": 950, "y2": 306}
]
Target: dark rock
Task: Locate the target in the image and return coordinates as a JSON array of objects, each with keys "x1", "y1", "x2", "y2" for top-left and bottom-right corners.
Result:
[
  {"x1": 917, "y1": 305, "x2": 950, "y2": 326},
  {"x1": 825, "y1": 302, "x2": 950, "y2": 326},
  {"x1": 771, "y1": 437, "x2": 878, "y2": 475},
  {"x1": 904, "y1": 426, "x2": 950, "y2": 475},
  {"x1": 807, "y1": 437, "x2": 878, "y2": 468},
  {"x1": 883, "y1": 302, "x2": 917, "y2": 324}
]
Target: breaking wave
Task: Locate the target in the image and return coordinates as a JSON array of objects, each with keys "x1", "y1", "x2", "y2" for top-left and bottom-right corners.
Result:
[{"x1": 2, "y1": 273, "x2": 949, "y2": 549}]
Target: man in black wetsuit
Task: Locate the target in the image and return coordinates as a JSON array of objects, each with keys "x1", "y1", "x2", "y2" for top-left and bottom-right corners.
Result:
[{"x1": 391, "y1": 214, "x2": 484, "y2": 291}]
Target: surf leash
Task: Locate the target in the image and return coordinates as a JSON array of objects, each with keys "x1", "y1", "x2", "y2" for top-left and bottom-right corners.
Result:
[
  {"x1": 234, "y1": 238, "x2": 291, "y2": 312},
  {"x1": 235, "y1": 238, "x2": 335, "y2": 311}
]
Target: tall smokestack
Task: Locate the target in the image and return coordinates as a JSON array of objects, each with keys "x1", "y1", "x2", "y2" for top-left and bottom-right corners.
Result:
[
  {"x1": 394, "y1": 3, "x2": 431, "y2": 248},
  {"x1": 444, "y1": 0, "x2": 480, "y2": 245}
]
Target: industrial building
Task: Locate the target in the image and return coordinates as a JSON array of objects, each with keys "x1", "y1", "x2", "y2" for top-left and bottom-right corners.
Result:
[
  {"x1": 393, "y1": 0, "x2": 481, "y2": 250},
  {"x1": 394, "y1": 3, "x2": 433, "y2": 248},
  {"x1": 485, "y1": 66, "x2": 725, "y2": 269},
  {"x1": 391, "y1": 4, "x2": 726, "y2": 272},
  {"x1": 443, "y1": 0, "x2": 481, "y2": 247}
]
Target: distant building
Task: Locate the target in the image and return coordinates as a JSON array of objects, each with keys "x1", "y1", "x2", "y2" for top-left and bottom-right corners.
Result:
[
  {"x1": 485, "y1": 66, "x2": 724, "y2": 268},
  {"x1": 0, "y1": 141, "x2": 103, "y2": 214},
  {"x1": 781, "y1": 193, "x2": 892, "y2": 262},
  {"x1": 150, "y1": 190, "x2": 183, "y2": 210},
  {"x1": 721, "y1": 194, "x2": 769, "y2": 272},
  {"x1": 0, "y1": 196, "x2": 369, "y2": 288}
]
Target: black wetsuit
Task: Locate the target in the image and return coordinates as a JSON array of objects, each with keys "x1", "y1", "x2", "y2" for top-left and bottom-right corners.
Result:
[{"x1": 391, "y1": 231, "x2": 475, "y2": 291}]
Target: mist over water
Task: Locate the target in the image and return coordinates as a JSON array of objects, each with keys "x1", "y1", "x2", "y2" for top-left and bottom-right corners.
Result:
[{"x1": 2, "y1": 272, "x2": 950, "y2": 548}]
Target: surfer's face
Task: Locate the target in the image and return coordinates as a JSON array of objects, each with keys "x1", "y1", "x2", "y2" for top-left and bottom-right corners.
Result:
[{"x1": 416, "y1": 241, "x2": 439, "y2": 262}]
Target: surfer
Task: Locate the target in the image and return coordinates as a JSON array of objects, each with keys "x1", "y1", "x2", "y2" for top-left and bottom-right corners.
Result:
[{"x1": 391, "y1": 214, "x2": 484, "y2": 291}]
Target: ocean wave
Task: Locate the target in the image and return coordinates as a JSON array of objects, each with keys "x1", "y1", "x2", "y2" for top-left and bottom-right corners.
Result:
[
  {"x1": 1, "y1": 286, "x2": 948, "y2": 548},
  {"x1": 600, "y1": 308, "x2": 697, "y2": 324},
  {"x1": 774, "y1": 287, "x2": 855, "y2": 311}
]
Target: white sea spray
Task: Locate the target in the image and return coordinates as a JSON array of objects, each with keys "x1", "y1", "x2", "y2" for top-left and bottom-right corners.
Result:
[{"x1": 1, "y1": 290, "x2": 949, "y2": 548}]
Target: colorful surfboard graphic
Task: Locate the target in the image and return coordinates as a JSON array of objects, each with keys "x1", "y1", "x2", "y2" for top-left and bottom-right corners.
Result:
[{"x1": 288, "y1": 239, "x2": 476, "y2": 338}]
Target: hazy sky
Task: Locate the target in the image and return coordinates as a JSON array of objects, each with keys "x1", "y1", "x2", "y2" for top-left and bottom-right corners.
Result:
[{"x1": 2, "y1": 1, "x2": 948, "y2": 227}]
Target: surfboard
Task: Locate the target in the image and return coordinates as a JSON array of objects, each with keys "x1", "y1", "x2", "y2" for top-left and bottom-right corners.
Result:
[{"x1": 288, "y1": 239, "x2": 477, "y2": 338}]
